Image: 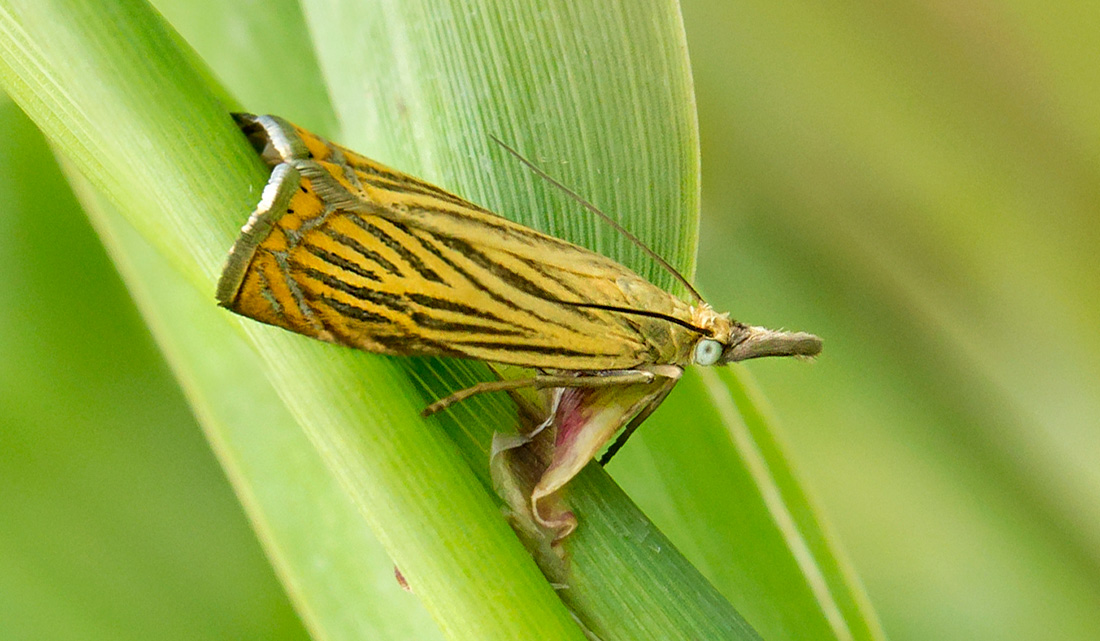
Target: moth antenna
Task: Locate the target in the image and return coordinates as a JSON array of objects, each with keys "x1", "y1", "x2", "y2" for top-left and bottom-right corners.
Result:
[
  {"x1": 488, "y1": 134, "x2": 704, "y2": 303},
  {"x1": 560, "y1": 301, "x2": 709, "y2": 335}
]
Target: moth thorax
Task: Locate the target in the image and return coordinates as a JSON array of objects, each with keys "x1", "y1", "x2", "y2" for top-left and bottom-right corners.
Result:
[{"x1": 691, "y1": 304, "x2": 734, "y2": 344}]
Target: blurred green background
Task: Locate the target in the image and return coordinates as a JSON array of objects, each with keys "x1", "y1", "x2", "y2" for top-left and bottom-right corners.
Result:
[{"x1": 2, "y1": 1, "x2": 1097, "y2": 640}]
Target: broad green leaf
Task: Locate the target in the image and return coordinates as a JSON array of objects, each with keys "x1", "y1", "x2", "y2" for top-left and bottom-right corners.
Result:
[
  {"x1": 683, "y1": 0, "x2": 1100, "y2": 639},
  {"x1": 0, "y1": 2, "x2": 584, "y2": 639},
  {"x1": 70, "y1": 171, "x2": 445, "y2": 641},
  {"x1": 0, "y1": 95, "x2": 309, "y2": 641}
]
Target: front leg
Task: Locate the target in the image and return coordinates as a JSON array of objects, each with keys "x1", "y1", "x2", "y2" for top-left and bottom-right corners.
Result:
[{"x1": 421, "y1": 368, "x2": 665, "y2": 416}]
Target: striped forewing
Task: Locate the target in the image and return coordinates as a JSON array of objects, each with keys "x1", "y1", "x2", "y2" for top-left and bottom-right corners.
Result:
[{"x1": 220, "y1": 117, "x2": 692, "y2": 371}]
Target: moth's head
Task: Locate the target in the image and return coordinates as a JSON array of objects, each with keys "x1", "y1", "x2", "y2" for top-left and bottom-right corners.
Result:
[{"x1": 690, "y1": 305, "x2": 823, "y2": 366}]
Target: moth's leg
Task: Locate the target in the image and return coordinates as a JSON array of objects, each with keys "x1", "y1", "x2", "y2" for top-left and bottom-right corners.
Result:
[
  {"x1": 482, "y1": 364, "x2": 545, "y2": 426},
  {"x1": 598, "y1": 377, "x2": 678, "y2": 465},
  {"x1": 421, "y1": 370, "x2": 658, "y2": 417},
  {"x1": 596, "y1": 365, "x2": 683, "y2": 465}
]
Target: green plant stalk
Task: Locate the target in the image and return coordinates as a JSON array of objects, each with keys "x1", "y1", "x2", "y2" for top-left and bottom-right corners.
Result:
[
  {"x1": 67, "y1": 173, "x2": 446, "y2": 641},
  {"x1": 0, "y1": 1, "x2": 585, "y2": 639}
]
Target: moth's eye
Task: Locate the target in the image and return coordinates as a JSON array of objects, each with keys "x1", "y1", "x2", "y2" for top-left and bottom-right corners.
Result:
[{"x1": 694, "y1": 338, "x2": 723, "y2": 366}]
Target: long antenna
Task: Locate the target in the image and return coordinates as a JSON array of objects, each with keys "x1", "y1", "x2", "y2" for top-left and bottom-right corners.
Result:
[
  {"x1": 489, "y1": 134, "x2": 704, "y2": 303},
  {"x1": 561, "y1": 301, "x2": 709, "y2": 335}
]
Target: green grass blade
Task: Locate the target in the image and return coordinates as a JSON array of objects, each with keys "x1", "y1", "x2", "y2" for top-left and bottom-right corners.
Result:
[
  {"x1": 613, "y1": 366, "x2": 885, "y2": 640},
  {"x1": 0, "y1": 95, "x2": 310, "y2": 641},
  {"x1": 682, "y1": 0, "x2": 1100, "y2": 638},
  {"x1": 68, "y1": 177, "x2": 446, "y2": 640},
  {"x1": 301, "y1": 0, "x2": 700, "y2": 290},
  {"x1": 0, "y1": 1, "x2": 585, "y2": 639}
]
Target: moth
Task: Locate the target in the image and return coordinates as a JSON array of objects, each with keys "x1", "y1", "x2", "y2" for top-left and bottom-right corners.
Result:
[{"x1": 217, "y1": 114, "x2": 821, "y2": 533}]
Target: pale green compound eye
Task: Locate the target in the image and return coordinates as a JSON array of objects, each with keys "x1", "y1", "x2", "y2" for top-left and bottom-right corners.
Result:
[{"x1": 694, "y1": 338, "x2": 723, "y2": 366}]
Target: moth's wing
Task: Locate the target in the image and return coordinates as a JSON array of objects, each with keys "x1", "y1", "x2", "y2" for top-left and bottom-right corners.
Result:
[
  {"x1": 217, "y1": 163, "x2": 345, "y2": 345},
  {"x1": 218, "y1": 159, "x2": 675, "y2": 370},
  {"x1": 219, "y1": 116, "x2": 694, "y2": 370},
  {"x1": 328, "y1": 156, "x2": 703, "y2": 369}
]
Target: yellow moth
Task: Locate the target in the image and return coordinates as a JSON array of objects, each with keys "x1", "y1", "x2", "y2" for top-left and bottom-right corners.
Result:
[{"x1": 217, "y1": 114, "x2": 821, "y2": 538}]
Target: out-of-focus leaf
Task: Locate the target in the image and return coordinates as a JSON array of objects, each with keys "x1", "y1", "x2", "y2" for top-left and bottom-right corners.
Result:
[
  {"x1": 0, "y1": 95, "x2": 309, "y2": 641},
  {"x1": 682, "y1": 0, "x2": 1100, "y2": 639}
]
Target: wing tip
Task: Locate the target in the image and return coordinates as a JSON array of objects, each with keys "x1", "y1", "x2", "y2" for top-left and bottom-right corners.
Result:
[{"x1": 216, "y1": 162, "x2": 302, "y2": 308}]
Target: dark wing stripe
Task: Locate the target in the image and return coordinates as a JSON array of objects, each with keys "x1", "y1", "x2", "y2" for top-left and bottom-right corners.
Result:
[
  {"x1": 316, "y1": 294, "x2": 389, "y2": 324},
  {"x1": 408, "y1": 313, "x2": 527, "y2": 337},
  {"x1": 457, "y1": 340, "x2": 620, "y2": 359},
  {"x1": 513, "y1": 255, "x2": 591, "y2": 300},
  {"x1": 344, "y1": 157, "x2": 451, "y2": 195},
  {"x1": 430, "y1": 232, "x2": 580, "y2": 309},
  {"x1": 322, "y1": 227, "x2": 403, "y2": 277},
  {"x1": 406, "y1": 202, "x2": 583, "y2": 253},
  {"x1": 406, "y1": 292, "x2": 528, "y2": 331},
  {"x1": 255, "y1": 263, "x2": 285, "y2": 316},
  {"x1": 296, "y1": 264, "x2": 407, "y2": 313},
  {"x1": 357, "y1": 171, "x2": 485, "y2": 212},
  {"x1": 301, "y1": 261, "x2": 531, "y2": 338},
  {"x1": 303, "y1": 242, "x2": 382, "y2": 282},
  {"x1": 347, "y1": 213, "x2": 446, "y2": 284},
  {"x1": 398, "y1": 223, "x2": 583, "y2": 333},
  {"x1": 367, "y1": 331, "x2": 466, "y2": 358}
]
